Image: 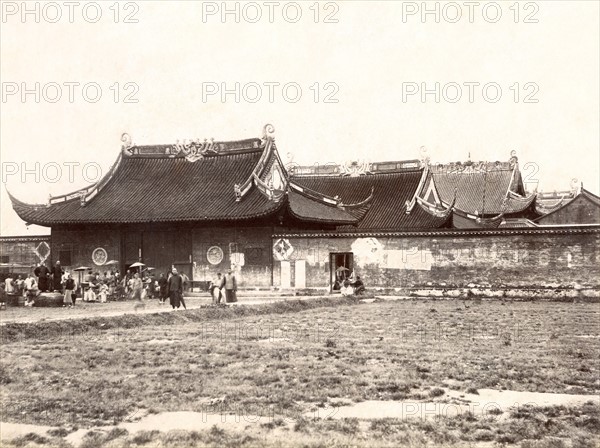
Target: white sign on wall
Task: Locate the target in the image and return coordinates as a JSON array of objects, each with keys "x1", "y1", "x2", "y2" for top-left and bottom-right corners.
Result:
[
  {"x1": 280, "y1": 261, "x2": 291, "y2": 288},
  {"x1": 295, "y1": 260, "x2": 306, "y2": 288}
]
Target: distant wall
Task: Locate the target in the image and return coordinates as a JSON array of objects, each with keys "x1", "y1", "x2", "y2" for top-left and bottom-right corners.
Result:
[
  {"x1": 51, "y1": 228, "x2": 120, "y2": 272},
  {"x1": 272, "y1": 228, "x2": 600, "y2": 289},
  {"x1": 0, "y1": 236, "x2": 51, "y2": 278}
]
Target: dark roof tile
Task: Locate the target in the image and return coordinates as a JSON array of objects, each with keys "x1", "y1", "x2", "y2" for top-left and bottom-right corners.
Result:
[
  {"x1": 292, "y1": 170, "x2": 449, "y2": 230},
  {"x1": 10, "y1": 149, "x2": 283, "y2": 225}
]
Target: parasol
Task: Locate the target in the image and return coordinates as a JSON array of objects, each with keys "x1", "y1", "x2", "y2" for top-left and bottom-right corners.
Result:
[
  {"x1": 130, "y1": 261, "x2": 145, "y2": 274},
  {"x1": 73, "y1": 266, "x2": 91, "y2": 295}
]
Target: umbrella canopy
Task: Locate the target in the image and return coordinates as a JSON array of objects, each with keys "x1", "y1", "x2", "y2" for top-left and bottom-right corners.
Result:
[
  {"x1": 104, "y1": 260, "x2": 119, "y2": 265},
  {"x1": 336, "y1": 266, "x2": 350, "y2": 272},
  {"x1": 129, "y1": 262, "x2": 145, "y2": 268},
  {"x1": 74, "y1": 266, "x2": 91, "y2": 271}
]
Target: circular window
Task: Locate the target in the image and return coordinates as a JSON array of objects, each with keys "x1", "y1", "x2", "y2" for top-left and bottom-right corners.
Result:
[
  {"x1": 207, "y1": 246, "x2": 224, "y2": 265},
  {"x1": 92, "y1": 247, "x2": 108, "y2": 265}
]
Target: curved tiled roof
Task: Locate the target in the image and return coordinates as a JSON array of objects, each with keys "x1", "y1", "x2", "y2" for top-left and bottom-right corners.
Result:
[
  {"x1": 451, "y1": 209, "x2": 504, "y2": 229},
  {"x1": 433, "y1": 167, "x2": 535, "y2": 215},
  {"x1": 534, "y1": 189, "x2": 600, "y2": 224},
  {"x1": 10, "y1": 148, "x2": 285, "y2": 225},
  {"x1": 287, "y1": 191, "x2": 361, "y2": 224},
  {"x1": 292, "y1": 170, "x2": 450, "y2": 230}
]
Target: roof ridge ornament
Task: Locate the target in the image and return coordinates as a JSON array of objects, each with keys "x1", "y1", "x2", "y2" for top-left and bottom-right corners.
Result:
[
  {"x1": 571, "y1": 178, "x2": 581, "y2": 195},
  {"x1": 340, "y1": 160, "x2": 371, "y2": 177},
  {"x1": 509, "y1": 150, "x2": 518, "y2": 168},
  {"x1": 79, "y1": 190, "x2": 87, "y2": 207},
  {"x1": 172, "y1": 138, "x2": 217, "y2": 162},
  {"x1": 262, "y1": 123, "x2": 275, "y2": 142},
  {"x1": 121, "y1": 133, "x2": 133, "y2": 155},
  {"x1": 419, "y1": 146, "x2": 430, "y2": 168}
]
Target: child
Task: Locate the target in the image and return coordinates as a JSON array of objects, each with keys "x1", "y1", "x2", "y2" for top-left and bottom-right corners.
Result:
[{"x1": 98, "y1": 283, "x2": 109, "y2": 303}]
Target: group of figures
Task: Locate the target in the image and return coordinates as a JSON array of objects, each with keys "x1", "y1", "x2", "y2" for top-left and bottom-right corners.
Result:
[
  {"x1": 155, "y1": 268, "x2": 188, "y2": 309},
  {"x1": 208, "y1": 270, "x2": 238, "y2": 304},
  {"x1": 2, "y1": 261, "x2": 70, "y2": 306},
  {"x1": 0, "y1": 261, "x2": 194, "y2": 309},
  {"x1": 333, "y1": 273, "x2": 366, "y2": 296}
]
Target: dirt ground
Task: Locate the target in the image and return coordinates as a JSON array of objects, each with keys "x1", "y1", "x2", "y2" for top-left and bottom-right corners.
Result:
[
  {"x1": 1, "y1": 297, "x2": 599, "y2": 447},
  {"x1": 0, "y1": 294, "x2": 317, "y2": 325}
]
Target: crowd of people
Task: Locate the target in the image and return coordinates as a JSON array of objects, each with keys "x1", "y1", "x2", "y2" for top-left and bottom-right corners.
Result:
[
  {"x1": 0, "y1": 261, "x2": 198, "y2": 310},
  {"x1": 0, "y1": 261, "x2": 363, "y2": 310}
]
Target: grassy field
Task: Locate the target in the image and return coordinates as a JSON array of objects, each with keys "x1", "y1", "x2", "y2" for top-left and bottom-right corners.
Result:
[{"x1": 1, "y1": 298, "x2": 599, "y2": 447}]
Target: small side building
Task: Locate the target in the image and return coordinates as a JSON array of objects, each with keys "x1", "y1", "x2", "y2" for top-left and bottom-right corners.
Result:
[{"x1": 535, "y1": 187, "x2": 600, "y2": 226}]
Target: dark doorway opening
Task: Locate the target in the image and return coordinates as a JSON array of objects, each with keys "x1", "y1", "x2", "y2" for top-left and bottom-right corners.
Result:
[{"x1": 330, "y1": 252, "x2": 353, "y2": 292}]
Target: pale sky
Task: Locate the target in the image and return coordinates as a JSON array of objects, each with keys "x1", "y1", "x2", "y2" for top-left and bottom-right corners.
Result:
[{"x1": 1, "y1": 0, "x2": 598, "y2": 235}]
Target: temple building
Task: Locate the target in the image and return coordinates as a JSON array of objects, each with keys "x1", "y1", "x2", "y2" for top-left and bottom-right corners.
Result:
[{"x1": 8, "y1": 125, "x2": 600, "y2": 290}]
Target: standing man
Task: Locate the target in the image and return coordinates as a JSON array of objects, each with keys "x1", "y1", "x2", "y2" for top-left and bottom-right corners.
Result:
[
  {"x1": 131, "y1": 273, "x2": 143, "y2": 301},
  {"x1": 167, "y1": 268, "x2": 186, "y2": 310},
  {"x1": 53, "y1": 261, "x2": 64, "y2": 292},
  {"x1": 35, "y1": 262, "x2": 51, "y2": 292},
  {"x1": 158, "y1": 273, "x2": 168, "y2": 305},
  {"x1": 224, "y1": 270, "x2": 237, "y2": 303}
]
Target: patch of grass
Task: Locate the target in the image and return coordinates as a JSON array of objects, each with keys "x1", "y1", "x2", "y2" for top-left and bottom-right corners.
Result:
[
  {"x1": 131, "y1": 429, "x2": 160, "y2": 445},
  {"x1": 1, "y1": 300, "x2": 599, "y2": 447},
  {"x1": 429, "y1": 387, "x2": 445, "y2": 397},
  {"x1": 11, "y1": 433, "x2": 50, "y2": 447}
]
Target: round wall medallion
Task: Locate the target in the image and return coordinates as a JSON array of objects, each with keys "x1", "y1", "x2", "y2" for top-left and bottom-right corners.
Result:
[
  {"x1": 92, "y1": 247, "x2": 108, "y2": 265},
  {"x1": 207, "y1": 246, "x2": 224, "y2": 265}
]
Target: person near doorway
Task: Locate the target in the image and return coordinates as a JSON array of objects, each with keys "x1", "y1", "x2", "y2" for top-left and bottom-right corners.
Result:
[
  {"x1": 53, "y1": 261, "x2": 64, "y2": 292},
  {"x1": 352, "y1": 276, "x2": 365, "y2": 295},
  {"x1": 158, "y1": 273, "x2": 168, "y2": 304},
  {"x1": 340, "y1": 279, "x2": 354, "y2": 296},
  {"x1": 168, "y1": 268, "x2": 186, "y2": 310},
  {"x1": 35, "y1": 262, "x2": 51, "y2": 292},
  {"x1": 224, "y1": 270, "x2": 237, "y2": 303}
]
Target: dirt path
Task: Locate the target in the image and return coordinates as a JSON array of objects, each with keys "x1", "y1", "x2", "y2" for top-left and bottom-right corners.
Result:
[{"x1": 0, "y1": 295, "x2": 323, "y2": 325}]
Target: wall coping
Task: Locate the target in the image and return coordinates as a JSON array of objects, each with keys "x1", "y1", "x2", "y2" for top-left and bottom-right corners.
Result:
[
  {"x1": 0, "y1": 235, "x2": 51, "y2": 242},
  {"x1": 272, "y1": 225, "x2": 600, "y2": 239}
]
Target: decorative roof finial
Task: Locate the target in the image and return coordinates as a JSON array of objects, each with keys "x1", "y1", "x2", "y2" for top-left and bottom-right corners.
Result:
[
  {"x1": 570, "y1": 178, "x2": 581, "y2": 195},
  {"x1": 121, "y1": 133, "x2": 132, "y2": 150},
  {"x1": 262, "y1": 123, "x2": 275, "y2": 141},
  {"x1": 419, "y1": 146, "x2": 430, "y2": 168},
  {"x1": 234, "y1": 184, "x2": 242, "y2": 202},
  {"x1": 509, "y1": 150, "x2": 518, "y2": 167}
]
